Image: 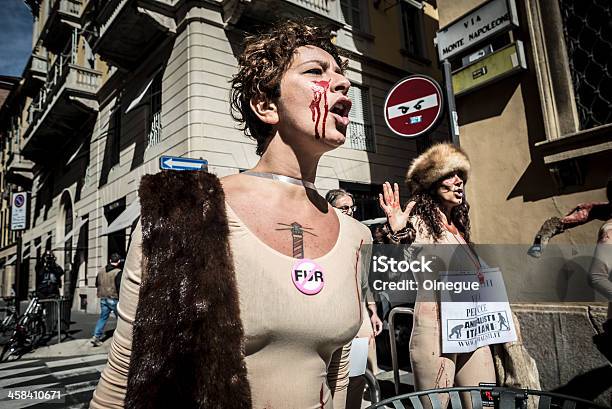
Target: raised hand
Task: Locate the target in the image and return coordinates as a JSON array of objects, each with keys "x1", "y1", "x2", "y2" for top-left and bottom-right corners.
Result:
[{"x1": 378, "y1": 182, "x2": 412, "y2": 233}]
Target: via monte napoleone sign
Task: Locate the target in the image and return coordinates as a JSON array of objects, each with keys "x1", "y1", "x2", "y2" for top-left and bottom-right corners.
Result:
[
  {"x1": 384, "y1": 76, "x2": 443, "y2": 138},
  {"x1": 436, "y1": 0, "x2": 518, "y2": 60}
]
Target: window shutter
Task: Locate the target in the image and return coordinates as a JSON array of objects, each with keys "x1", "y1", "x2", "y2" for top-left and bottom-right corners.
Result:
[{"x1": 347, "y1": 85, "x2": 374, "y2": 151}]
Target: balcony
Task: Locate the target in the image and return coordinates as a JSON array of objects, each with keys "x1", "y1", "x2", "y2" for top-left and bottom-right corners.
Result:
[
  {"x1": 88, "y1": 0, "x2": 176, "y2": 69},
  {"x1": 22, "y1": 53, "x2": 48, "y2": 97},
  {"x1": 223, "y1": 0, "x2": 343, "y2": 28},
  {"x1": 5, "y1": 153, "x2": 34, "y2": 190},
  {"x1": 40, "y1": 0, "x2": 83, "y2": 53},
  {"x1": 30, "y1": 54, "x2": 48, "y2": 79},
  {"x1": 21, "y1": 48, "x2": 101, "y2": 162}
]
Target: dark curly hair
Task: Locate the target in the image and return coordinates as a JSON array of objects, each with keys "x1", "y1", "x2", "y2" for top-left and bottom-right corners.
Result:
[
  {"x1": 230, "y1": 19, "x2": 347, "y2": 156},
  {"x1": 410, "y1": 189, "x2": 472, "y2": 244}
]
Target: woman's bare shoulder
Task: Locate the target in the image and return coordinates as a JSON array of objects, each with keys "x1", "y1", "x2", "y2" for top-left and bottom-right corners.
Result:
[
  {"x1": 220, "y1": 174, "x2": 249, "y2": 198},
  {"x1": 220, "y1": 173, "x2": 241, "y2": 187}
]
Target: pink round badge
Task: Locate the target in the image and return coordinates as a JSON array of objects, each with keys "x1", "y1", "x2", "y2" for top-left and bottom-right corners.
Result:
[{"x1": 292, "y1": 259, "x2": 325, "y2": 295}]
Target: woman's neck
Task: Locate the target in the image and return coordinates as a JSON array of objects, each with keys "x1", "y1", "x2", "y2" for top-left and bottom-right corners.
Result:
[
  {"x1": 438, "y1": 205, "x2": 453, "y2": 227},
  {"x1": 251, "y1": 136, "x2": 321, "y2": 185}
]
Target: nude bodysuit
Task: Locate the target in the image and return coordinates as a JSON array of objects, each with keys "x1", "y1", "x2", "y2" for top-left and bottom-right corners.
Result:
[
  {"x1": 407, "y1": 216, "x2": 495, "y2": 409},
  {"x1": 90, "y1": 204, "x2": 372, "y2": 409}
]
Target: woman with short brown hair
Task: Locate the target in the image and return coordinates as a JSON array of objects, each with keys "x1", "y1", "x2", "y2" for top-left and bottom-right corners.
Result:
[{"x1": 90, "y1": 20, "x2": 371, "y2": 409}]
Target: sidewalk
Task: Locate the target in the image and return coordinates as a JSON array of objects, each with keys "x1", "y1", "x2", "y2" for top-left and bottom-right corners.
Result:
[
  {"x1": 9, "y1": 310, "x2": 116, "y2": 360},
  {"x1": 62, "y1": 310, "x2": 117, "y2": 342}
]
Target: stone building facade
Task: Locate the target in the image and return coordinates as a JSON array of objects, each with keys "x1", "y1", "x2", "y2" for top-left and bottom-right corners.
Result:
[
  {"x1": 435, "y1": 0, "x2": 611, "y2": 404},
  {"x1": 0, "y1": 0, "x2": 447, "y2": 312}
]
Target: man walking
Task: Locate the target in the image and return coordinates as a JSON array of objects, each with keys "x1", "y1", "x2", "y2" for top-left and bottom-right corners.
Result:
[{"x1": 91, "y1": 253, "x2": 122, "y2": 347}]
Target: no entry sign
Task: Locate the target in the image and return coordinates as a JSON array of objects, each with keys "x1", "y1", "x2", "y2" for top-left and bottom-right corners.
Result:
[{"x1": 384, "y1": 75, "x2": 444, "y2": 138}]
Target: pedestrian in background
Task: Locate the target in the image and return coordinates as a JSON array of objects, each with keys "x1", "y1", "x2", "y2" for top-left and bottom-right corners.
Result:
[
  {"x1": 326, "y1": 188, "x2": 358, "y2": 217},
  {"x1": 327, "y1": 188, "x2": 383, "y2": 409},
  {"x1": 35, "y1": 250, "x2": 64, "y2": 298},
  {"x1": 589, "y1": 177, "x2": 612, "y2": 363},
  {"x1": 91, "y1": 253, "x2": 122, "y2": 347},
  {"x1": 326, "y1": 188, "x2": 384, "y2": 338}
]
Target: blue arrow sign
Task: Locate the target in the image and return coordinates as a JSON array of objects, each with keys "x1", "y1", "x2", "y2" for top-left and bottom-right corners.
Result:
[{"x1": 159, "y1": 156, "x2": 208, "y2": 171}]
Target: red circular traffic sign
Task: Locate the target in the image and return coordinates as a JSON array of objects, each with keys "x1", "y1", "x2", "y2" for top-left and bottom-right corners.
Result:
[{"x1": 384, "y1": 75, "x2": 444, "y2": 138}]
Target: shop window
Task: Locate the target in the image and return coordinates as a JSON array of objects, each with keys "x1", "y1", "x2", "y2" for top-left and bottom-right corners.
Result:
[{"x1": 339, "y1": 181, "x2": 384, "y2": 221}]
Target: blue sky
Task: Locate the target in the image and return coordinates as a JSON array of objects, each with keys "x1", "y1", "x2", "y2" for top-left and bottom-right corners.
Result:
[{"x1": 0, "y1": 0, "x2": 33, "y2": 77}]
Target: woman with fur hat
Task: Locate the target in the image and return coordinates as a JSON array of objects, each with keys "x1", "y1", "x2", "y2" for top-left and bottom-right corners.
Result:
[
  {"x1": 90, "y1": 20, "x2": 372, "y2": 409},
  {"x1": 379, "y1": 143, "x2": 495, "y2": 408}
]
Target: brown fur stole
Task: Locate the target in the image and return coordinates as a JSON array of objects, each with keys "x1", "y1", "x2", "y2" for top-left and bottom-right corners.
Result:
[{"x1": 126, "y1": 171, "x2": 251, "y2": 409}]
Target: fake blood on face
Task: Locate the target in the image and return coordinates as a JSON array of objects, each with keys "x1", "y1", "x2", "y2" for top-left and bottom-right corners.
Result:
[{"x1": 309, "y1": 80, "x2": 330, "y2": 139}]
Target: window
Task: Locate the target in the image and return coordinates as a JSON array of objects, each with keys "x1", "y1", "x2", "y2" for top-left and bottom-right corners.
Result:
[
  {"x1": 347, "y1": 84, "x2": 375, "y2": 151},
  {"x1": 341, "y1": 0, "x2": 367, "y2": 32},
  {"x1": 400, "y1": 2, "x2": 425, "y2": 58},
  {"x1": 109, "y1": 102, "x2": 121, "y2": 167},
  {"x1": 61, "y1": 192, "x2": 73, "y2": 281},
  {"x1": 105, "y1": 198, "x2": 126, "y2": 261},
  {"x1": 147, "y1": 73, "x2": 162, "y2": 147},
  {"x1": 524, "y1": 0, "x2": 611, "y2": 190},
  {"x1": 83, "y1": 39, "x2": 95, "y2": 70},
  {"x1": 559, "y1": 0, "x2": 612, "y2": 130},
  {"x1": 8, "y1": 116, "x2": 20, "y2": 155}
]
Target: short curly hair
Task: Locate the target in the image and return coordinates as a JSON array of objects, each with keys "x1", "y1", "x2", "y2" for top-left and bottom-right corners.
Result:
[{"x1": 230, "y1": 19, "x2": 347, "y2": 156}]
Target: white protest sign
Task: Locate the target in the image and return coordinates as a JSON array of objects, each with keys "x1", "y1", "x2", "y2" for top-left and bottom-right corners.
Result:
[
  {"x1": 439, "y1": 267, "x2": 517, "y2": 353},
  {"x1": 348, "y1": 337, "x2": 369, "y2": 377}
]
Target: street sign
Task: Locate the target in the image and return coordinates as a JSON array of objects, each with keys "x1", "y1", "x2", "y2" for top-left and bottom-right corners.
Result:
[
  {"x1": 436, "y1": 0, "x2": 519, "y2": 61},
  {"x1": 10, "y1": 192, "x2": 28, "y2": 231},
  {"x1": 384, "y1": 75, "x2": 444, "y2": 138},
  {"x1": 452, "y1": 41, "x2": 526, "y2": 96},
  {"x1": 461, "y1": 44, "x2": 494, "y2": 67},
  {"x1": 159, "y1": 156, "x2": 208, "y2": 171}
]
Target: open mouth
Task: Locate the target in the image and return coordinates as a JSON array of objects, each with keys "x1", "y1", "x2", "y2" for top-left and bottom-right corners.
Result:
[{"x1": 329, "y1": 97, "x2": 351, "y2": 127}]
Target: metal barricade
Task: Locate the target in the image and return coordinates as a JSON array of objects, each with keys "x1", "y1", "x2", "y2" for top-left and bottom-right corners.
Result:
[
  {"x1": 38, "y1": 297, "x2": 71, "y2": 344},
  {"x1": 389, "y1": 306, "x2": 415, "y2": 395},
  {"x1": 365, "y1": 386, "x2": 609, "y2": 409},
  {"x1": 365, "y1": 368, "x2": 382, "y2": 404}
]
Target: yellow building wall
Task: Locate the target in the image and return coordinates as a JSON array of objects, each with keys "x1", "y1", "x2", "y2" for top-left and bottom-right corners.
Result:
[
  {"x1": 436, "y1": 0, "x2": 605, "y2": 245},
  {"x1": 368, "y1": 2, "x2": 442, "y2": 80}
]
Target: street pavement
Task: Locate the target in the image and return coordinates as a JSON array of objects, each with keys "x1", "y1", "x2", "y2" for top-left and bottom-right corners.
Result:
[
  {"x1": 0, "y1": 310, "x2": 399, "y2": 408},
  {"x1": 0, "y1": 310, "x2": 116, "y2": 408}
]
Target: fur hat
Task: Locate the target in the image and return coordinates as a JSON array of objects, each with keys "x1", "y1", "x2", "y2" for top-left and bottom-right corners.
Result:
[{"x1": 405, "y1": 143, "x2": 470, "y2": 194}]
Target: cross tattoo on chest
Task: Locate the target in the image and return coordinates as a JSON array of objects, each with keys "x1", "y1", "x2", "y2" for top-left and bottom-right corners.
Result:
[{"x1": 276, "y1": 222, "x2": 317, "y2": 259}]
